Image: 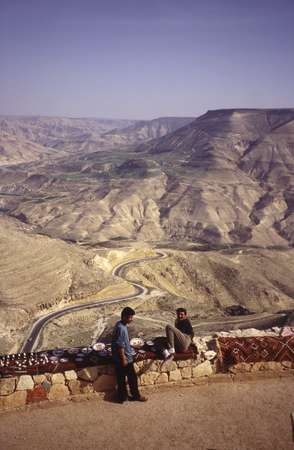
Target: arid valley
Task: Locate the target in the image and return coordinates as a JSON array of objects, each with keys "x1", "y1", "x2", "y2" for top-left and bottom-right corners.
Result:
[{"x1": 0, "y1": 109, "x2": 293, "y2": 354}]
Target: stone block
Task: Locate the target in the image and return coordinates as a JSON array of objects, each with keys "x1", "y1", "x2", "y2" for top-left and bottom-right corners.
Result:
[
  {"x1": 281, "y1": 361, "x2": 292, "y2": 369},
  {"x1": 177, "y1": 360, "x2": 191, "y2": 368},
  {"x1": 234, "y1": 363, "x2": 252, "y2": 373},
  {"x1": 80, "y1": 381, "x2": 94, "y2": 394},
  {"x1": 0, "y1": 390, "x2": 27, "y2": 410},
  {"x1": 33, "y1": 375, "x2": 46, "y2": 384},
  {"x1": 160, "y1": 361, "x2": 178, "y2": 373},
  {"x1": 192, "y1": 361, "x2": 213, "y2": 378},
  {"x1": 77, "y1": 367, "x2": 99, "y2": 382},
  {"x1": 250, "y1": 362, "x2": 266, "y2": 372},
  {"x1": 169, "y1": 369, "x2": 182, "y2": 382},
  {"x1": 64, "y1": 370, "x2": 77, "y2": 381},
  {"x1": 93, "y1": 375, "x2": 116, "y2": 392},
  {"x1": 48, "y1": 384, "x2": 70, "y2": 401},
  {"x1": 51, "y1": 373, "x2": 65, "y2": 384},
  {"x1": 155, "y1": 373, "x2": 169, "y2": 384},
  {"x1": 181, "y1": 367, "x2": 192, "y2": 379},
  {"x1": 0, "y1": 378, "x2": 16, "y2": 396},
  {"x1": 139, "y1": 372, "x2": 159, "y2": 386},
  {"x1": 67, "y1": 380, "x2": 81, "y2": 395},
  {"x1": 266, "y1": 361, "x2": 283, "y2": 371},
  {"x1": 16, "y1": 375, "x2": 34, "y2": 391},
  {"x1": 27, "y1": 385, "x2": 48, "y2": 404}
]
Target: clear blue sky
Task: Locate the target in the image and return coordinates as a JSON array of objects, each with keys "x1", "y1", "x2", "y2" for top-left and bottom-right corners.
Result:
[{"x1": 0, "y1": 0, "x2": 293, "y2": 119}]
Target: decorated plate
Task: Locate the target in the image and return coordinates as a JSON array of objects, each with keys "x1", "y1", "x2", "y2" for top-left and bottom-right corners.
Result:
[
  {"x1": 93, "y1": 343, "x2": 106, "y2": 352},
  {"x1": 130, "y1": 338, "x2": 144, "y2": 349},
  {"x1": 67, "y1": 348, "x2": 79, "y2": 354},
  {"x1": 49, "y1": 356, "x2": 59, "y2": 362},
  {"x1": 81, "y1": 347, "x2": 92, "y2": 354},
  {"x1": 60, "y1": 358, "x2": 69, "y2": 363}
]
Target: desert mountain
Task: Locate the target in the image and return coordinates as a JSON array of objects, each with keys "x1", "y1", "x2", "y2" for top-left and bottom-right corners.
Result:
[
  {"x1": 101, "y1": 116, "x2": 195, "y2": 147},
  {"x1": 0, "y1": 132, "x2": 64, "y2": 166},
  {"x1": 1, "y1": 109, "x2": 293, "y2": 247},
  {"x1": 0, "y1": 116, "x2": 135, "y2": 149}
]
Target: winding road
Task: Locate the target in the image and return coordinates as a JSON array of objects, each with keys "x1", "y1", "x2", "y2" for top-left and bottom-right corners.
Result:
[
  {"x1": 19, "y1": 249, "x2": 289, "y2": 353},
  {"x1": 19, "y1": 251, "x2": 166, "y2": 353}
]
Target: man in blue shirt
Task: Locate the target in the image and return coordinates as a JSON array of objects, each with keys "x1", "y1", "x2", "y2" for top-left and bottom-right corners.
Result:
[{"x1": 111, "y1": 307, "x2": 147, "y2": 403}]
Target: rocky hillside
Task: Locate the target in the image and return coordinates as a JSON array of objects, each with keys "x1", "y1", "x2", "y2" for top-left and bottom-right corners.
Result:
[
  {"x1": 101, "y1": 116, "x2": 195, "y2": 147},
  {"x1": 1, "y1": 109, "x2": 293, "y2": 247},
  {"x1": 0, "y1": 215, "x2": 120, "y2": 353}
]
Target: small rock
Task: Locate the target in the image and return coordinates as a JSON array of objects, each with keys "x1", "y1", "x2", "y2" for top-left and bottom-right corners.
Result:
[
  {"x1": 204, "y1": 350, "x2": 217, "y2": 361},
  {"x1": 16, "y1": 375, "x2": 34, "y2": 391},
  {"x1": 0, "y1": 378, "x2": 16, "y2": 396}
]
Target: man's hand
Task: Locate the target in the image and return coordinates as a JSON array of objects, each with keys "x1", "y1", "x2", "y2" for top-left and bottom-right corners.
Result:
[{"x1": 118, "y1": 347, "x2": 128, "y2": 367}]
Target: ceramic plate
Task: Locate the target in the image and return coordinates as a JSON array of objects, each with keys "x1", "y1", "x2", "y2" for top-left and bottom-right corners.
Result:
[
  {"x1": 49, "y1": 356, "x2": 58, "y2": 362},
  {"x1": 146, "y1": 340, "x2": 154, "y2": 346},
  {"x1": 81, "y1": 347, "x2": 92, "y2": 354},
  {"x1": 67, "y1": 348, "x2": 79, "y2": 354},
  {"x1": 93, "y1": 343, "x2": 106, "y2": 351},
  {"x1": 130, "y1": 338, "x2": 144, "y2": 348}
]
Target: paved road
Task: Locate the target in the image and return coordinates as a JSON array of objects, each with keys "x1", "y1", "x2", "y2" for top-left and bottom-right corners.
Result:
[
  {"x1": 19, "y1": 252, "x2": 166, "y2": 353},
  {"x1": 0, "y1": 377, "x2": 293, "y2": 450}
]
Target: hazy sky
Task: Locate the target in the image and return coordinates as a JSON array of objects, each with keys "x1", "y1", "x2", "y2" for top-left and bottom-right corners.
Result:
[{"x1": 0, "y1": 0, "x2": 293, "y2": 119}]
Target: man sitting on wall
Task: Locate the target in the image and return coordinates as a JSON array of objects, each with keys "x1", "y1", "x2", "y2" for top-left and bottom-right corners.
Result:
[
  {"x1": 164, "y1": 307, "x2": 194, "y2": 359},
  {"x1": 111, "y1": 306, "x2": 148, "y2": 404}
]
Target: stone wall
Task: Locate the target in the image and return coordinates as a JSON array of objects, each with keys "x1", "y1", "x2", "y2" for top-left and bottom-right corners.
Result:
[
  {"x1": 1, "y1": 357, "x2": 293, "y2": 412},
  {"x1": 0, "y1": 358, "x2": 214, "y2": 412}
]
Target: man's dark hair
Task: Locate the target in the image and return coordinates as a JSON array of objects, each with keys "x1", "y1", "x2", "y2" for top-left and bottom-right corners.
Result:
[
  {"x1": 176, "y1": 307, "x2": 187, "y2": 315},
  {"x1": 121, "y1": 306, "x2": 136, "y2": 319}
]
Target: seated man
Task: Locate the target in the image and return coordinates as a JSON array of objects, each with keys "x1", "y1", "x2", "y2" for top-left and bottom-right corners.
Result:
[{"x1": 164, "y1": 307, "x2": 194, "y2": 358}]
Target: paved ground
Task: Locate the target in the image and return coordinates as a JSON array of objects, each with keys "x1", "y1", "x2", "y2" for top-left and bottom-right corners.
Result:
[{"x1": 0, "y1": 377, "x2": 293, "y2": 450}]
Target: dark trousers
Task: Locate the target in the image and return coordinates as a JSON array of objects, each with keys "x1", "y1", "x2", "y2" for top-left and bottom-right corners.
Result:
[{"x1": 114, "y1": 362, "x2": 140, "y2": 401}]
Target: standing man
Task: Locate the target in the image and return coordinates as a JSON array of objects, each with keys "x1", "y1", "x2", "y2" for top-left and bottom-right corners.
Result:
[
  {"x1": 111, "y1": 306, "x2": 148, "y2": 403},
  {"x1": 164, "y1": 307, "x2": 194, "y2": 358}
]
